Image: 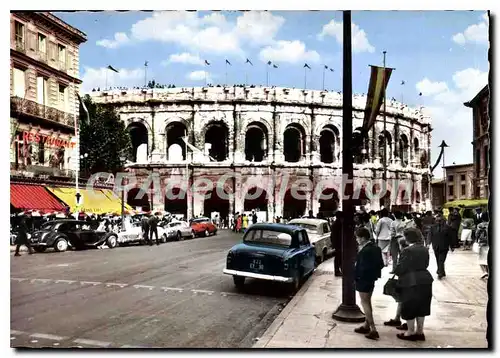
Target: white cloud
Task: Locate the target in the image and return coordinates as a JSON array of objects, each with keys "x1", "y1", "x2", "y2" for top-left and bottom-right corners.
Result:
[
  {"x1": 452, "y1": 12, "x2": 489, "y2": 46},
  {"x1": 318, "y1": 19, "x2": 375, "y2": 53},
  {"x1": 95, "y1": 11, "x2": 287, "y2": 56},
  {"x1": 416, "y1": 78, "x2": 449, "y2": 96},
  {"x1": 417, "y1": 67, "x2": 488, "y2": 174},
  {"x1": 164, "y1": 53, "x2": 204, "y2": 66},
  {"x1": 96, "y1": 32, "x2": 130, "y2": 49},
  {"x1": 187, "y1": 70, "x2": 211, "y2": 82},
  {"x1": 235, "y1": 11, "x2": 285, "y2": 45},
  {"x1": 81, "y1": 66, "x2": 144, "y2": 92},
  {"x1": 259, "y1": 40, "x2": 320, "y2": 64}
]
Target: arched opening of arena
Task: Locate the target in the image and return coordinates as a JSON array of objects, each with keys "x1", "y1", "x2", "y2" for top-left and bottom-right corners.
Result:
[
  {"x1": 205, "y1": 122, "x2": 229, "y2": 162},
  {"x1": 353, "y1": 127, "x2": 369, "y2": 164},
  {"x1": 127, "y1": 122, "x2": 149, "y2": 163},
  {"x1": 318, "y1": 188, "x2": 339, "y2": 218},
  {"x1": 319, "y1": 125, "x2": 339, "y2": 164},
  {"x1": 203, "y1": 187, "x2": 230, "y2": 221},
  {"x1": 243, "y1": 187, "x2": 268, "y2": 221},
  {"x1": 166, "y1": 122, "x2": 187, "y2": 161},
  {"x1": 378, "y1": 131, "x2": 392, "y2": 165},
  {"x1": 283, "y1": 188, "x2": 307, "y2": 219},
  {"x1": 245, "y1": 122, "x2": 268, "y2": 162},
  {"x1": 127, "y1": 188, "x2": 150, "y2": 212},
  {"x1": 164, "y1": 187, "x2": 187, "y2": 219},
  {"x1": 399, "y1": 134, "x2": 410, "y2": 167},
  {"x1": 283, "y1": 124, "x2": 305, "y2": 163},
  {"x1": 413, "y1": 138, "x2": 420, "y2": 164},
  {"x1": 379, "y1": 189, "x2": 392, "y2": 210}
]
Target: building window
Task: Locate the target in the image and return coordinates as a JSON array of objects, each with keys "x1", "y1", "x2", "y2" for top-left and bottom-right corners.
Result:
[
  {"x1": 14, "y1": 21, "x2": 25, "y2": 50},
  {"x1": 38, "y1": 33, "x2": 46, "y2": 55},
  {"x1": 36, "y1": 76, "x2": 48, "y2": 105},
  {"x1": 12, "y1": 67, "x2": 26, "y2": 98},
  {"x1": 460, "y1": 174, "x2": 466, "y2": 181},
  {"x1": 484, "y1": 146, "x2": 489, "y2": 175},
  {"x1": 58, "y1": 44, "x2": 66, "y2": 70},
  {"x1": 58, "y1": 84, "x2": 67, "y2": 111},
  {"x1": 448, "y1": 185, "x2": 454, "y2": 197},
  {"x1": 447, "y1": 175, "x2": 454, "y2": 182},
  {"x1": 461, "y1": 184, "x2": 466, "y2": 196}
]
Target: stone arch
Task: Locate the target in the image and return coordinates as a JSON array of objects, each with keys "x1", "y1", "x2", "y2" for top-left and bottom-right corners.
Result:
[
  {"x1": 283, "y1": 188, "x2": 307, "y2": 219},
  {"x1": 283, "y1": 123, "x2": 306, "y2": 163},
  {"x1": 413, "y1": 137, "x2": 420, "y2": 164},
  {"x1": 127, "y1": 121, "x2": 149, "y2": 163},
  {"x1": 164, "y1": 186, "x2": 187, "y2": 218},
  {"x1": 399, "y1": 134, "x2": 410, "y2": 167},
  {"x1": 318, "y1": 187, "x2": 339, "y2": 218},
  {"x1": 127, "y1": 188, "x2": 150, "y2": 212},
  {"x1": 245, "y1": 122, "x2": 268, "y2": 162},
  {"x1": 243, "y1": 186, "x2": 269, "y2": 221},
  {"x1": 204, "y1": 186, "x2": 230, "y2": 220},
  {"x1": 319, "y1": 125, "x2": 340, "y2": 164},
  {"x1": 378, "y1": 130, "x2": 393, "y2": 164},
  {"x1": 353, "y1": 127, "x2": 369, "y2": 164},
  {"x1": 204, "y1": 120, "x2": 229, "y2": 162},
  {"x1": 165, "y1": 121, "x2": 188, "y2": 161}
]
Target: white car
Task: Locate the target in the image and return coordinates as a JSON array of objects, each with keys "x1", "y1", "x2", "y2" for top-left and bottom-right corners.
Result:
[
  {"x1": 287, "y1": 218, "x2": 334, "y2": 264},
  {"x1": 163, "y1": 221, "x2": 194, "y2": 241},
  {"x1": 117, "y1": 220, "x2": 168, "y2": 245}
]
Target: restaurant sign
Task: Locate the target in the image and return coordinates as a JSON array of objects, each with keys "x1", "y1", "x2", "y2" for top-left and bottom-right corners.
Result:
[{"x1": 22, "y1": 131, "x2": 76, "y2": 149}]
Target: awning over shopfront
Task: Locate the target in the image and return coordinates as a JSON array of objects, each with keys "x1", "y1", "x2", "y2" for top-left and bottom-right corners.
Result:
[
  {"x1": 10, "y1": 184, "x2": 67, "y2": 213},
  {"x1": 46, "y1": 187, "x2": 134, "y2": 214}
]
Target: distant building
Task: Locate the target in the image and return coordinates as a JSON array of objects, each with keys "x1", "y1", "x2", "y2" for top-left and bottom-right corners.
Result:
[
  {"x1": 431, "y1": 178, "x2": 444, "y2": 209},
  {"x1": 443, "y1": 163, "x2": 475, "y2": 202},
  {"x1": 464, "y1": 85, "x2": 489, "y2": 199}
]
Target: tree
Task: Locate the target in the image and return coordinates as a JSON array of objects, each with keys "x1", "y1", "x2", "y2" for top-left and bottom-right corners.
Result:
[{"x1": 78, "y1": 95, "x2": 132, "y2": 176}]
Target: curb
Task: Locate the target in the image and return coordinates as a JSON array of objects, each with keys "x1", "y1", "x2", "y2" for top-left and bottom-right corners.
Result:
[{"x1": 253, "y1": 259, "x2": 333, "y2": 348}]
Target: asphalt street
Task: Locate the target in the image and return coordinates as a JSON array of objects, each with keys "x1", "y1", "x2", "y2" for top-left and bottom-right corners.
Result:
[{"x1": 10, "y1": 229, "x2": 292, "y2": 348}]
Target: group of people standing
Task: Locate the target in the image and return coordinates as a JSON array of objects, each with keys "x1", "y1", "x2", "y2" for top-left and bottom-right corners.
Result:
[
  {"x1": 330, "y1": 206, "x2": 489, "y2": 342},
  {"x1": 231, "y1": 211, "x2": 258, "y2": 233}
]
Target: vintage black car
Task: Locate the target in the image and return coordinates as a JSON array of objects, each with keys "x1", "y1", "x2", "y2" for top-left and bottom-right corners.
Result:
[
  {"x1": 28, "y1": 220, "x2": 118, "y2": 252},
  {"x1": 223, "y1": 223, "x2": 316, "y2": 292}
]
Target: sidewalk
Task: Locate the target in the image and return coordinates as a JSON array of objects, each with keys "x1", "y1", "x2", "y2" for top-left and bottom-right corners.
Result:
[{"x1": 254, "y1": 250, "x2": 488, "y2": 348}]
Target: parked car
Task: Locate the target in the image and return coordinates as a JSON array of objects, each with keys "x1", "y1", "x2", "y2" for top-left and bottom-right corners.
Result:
[
  {"x1": 223, "y1": 223, "x2": 316, "y2": 292},
  {"x1": 287, "y1": 218, "x2": 334, "y2": 264},
  {"x1": 28, "y1": 220, "x2": 118, "y2": 252},
  {"x1": 190, "y1": 217, "x2": 217, "y2": 237},
  {"x1": 164, "y1": 221, "x2": 194, "y2": 241}
]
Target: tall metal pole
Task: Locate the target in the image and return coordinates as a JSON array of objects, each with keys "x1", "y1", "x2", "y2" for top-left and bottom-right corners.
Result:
[
  {"x1": 332, "y1": 10, "x2": 365, "y2": 323},
  {"x1": 266, "y1": 65, "x2": 269, "y2": 87},
  {"x1": 225, "y1": 62, "x2": 228, "y2": 86},
  {"x1": 121, "y1": 179, "x2": 125, "y2": 230},
  {"x1": 322, "y1": 66, "x2": 326, "y2": 91},
  {"x1": 382, "y1": 51, "x2": 388, "y2": 208},
  {"x1": 144, "y1": 63, "x2": 148, "y2": 88},
  {"x1": 304, "y1": 67, "x2": 307, "y2": 89},
  {"x1": 442, "y1": 149, "x2": 446, "y2": 206}
]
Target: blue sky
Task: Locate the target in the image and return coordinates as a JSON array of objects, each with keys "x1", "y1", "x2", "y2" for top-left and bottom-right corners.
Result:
[{"x1": 55, "y1": 10, "x2": 489, "y2": 175}]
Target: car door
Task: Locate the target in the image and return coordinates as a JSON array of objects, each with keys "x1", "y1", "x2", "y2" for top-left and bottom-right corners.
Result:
[{"x1": 300, "y1": 231, "x2": 316, "y2": 274}]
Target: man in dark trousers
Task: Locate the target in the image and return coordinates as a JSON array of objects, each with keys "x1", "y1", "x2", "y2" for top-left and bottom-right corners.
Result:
[
  {"x1": 428, "y1": 212, "x2": 453, "y2": 279},
  {"x1": 421, "y1": 211, "x2": 435, "y2": 247},
  {"x1": 331, "y1": 211, "x2": 343, "y2": 277},
  {"x1": 148, "y1": 214, "x2": 160, "y2": 246},
  {"x1": 141, "y1": 215, "x2": 150, "y2": 243},
  {"x1": 14, "y1": 215, "x2": 34, "y2": 256},
  {"x1": 447, "y1": 207, "x2": 462, "y2": 248},
  {"x1": 251, "y1": 210, "x2": 257, "y2": 225}
]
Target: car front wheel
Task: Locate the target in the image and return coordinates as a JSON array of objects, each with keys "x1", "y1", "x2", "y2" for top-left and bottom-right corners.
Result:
[
  {"x1": 54, "y1": 238, "x2": 68, "y2": 252},
  {"x1": 204, "y1": 229, "x2": 209, "y2": 237},
  {"x1": 233, "y1": 276, "x2": 245, "y2": 290},
  {"x1": 107, "y1": 235, "x2": 118, "y2": 249}
]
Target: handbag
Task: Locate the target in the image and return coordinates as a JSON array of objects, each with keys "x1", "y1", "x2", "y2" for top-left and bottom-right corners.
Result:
[{"x1": 383, "y1": 275, "x2": 401, "y2": 301}]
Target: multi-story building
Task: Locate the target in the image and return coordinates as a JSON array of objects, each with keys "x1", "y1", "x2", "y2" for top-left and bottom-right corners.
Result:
[
  {"x1": 9, "y1": 12, "x2": 125, "y2": 215},
  {"x1": 91, "y1": 87, "x2": 433, "y2": 220},
  {"x1": 464, "y1": 85, "x2": 489, "y2": 199},
  {"x1": 430, "y1": 178, "x2": 445, "y2": 209},
  {"x1": 443, "y1": 163, "x2": 475, "y2": 202}
]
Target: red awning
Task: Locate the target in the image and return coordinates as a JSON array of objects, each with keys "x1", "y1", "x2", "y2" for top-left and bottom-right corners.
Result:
[{"x1": 10, "y1": 184, "x2": 67, "y2": 213}]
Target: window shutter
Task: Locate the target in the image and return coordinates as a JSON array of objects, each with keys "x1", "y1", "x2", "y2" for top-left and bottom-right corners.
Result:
[
  {"x1": 67, "y1": 51, "x2": 73, "y2": 71},
  {"x1": 49, "y1": 41, "x2": 56, "y2": 62}
]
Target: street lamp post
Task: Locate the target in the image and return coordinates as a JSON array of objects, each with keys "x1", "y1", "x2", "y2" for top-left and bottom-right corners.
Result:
[
  {"x1": 79, "y1": 152, "x2": 88, "y2": 178},
  {"x1": 120, "y1": 156, "x2": 126, "y2": 230},
  {"x1": 332, "y1": 10, "x2": 365, "y2": 323}
]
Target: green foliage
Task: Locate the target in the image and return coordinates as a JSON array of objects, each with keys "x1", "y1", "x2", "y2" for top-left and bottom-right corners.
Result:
[{"x1": 78, "y1": 95, "x2": 132, "y2": 176}]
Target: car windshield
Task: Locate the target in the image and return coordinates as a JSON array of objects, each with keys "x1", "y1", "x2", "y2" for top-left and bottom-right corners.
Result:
[
  {"x1": 290, "y1": 223, "x2": 318, "y2": 233},
  {"x1": 244, "y1": 229, "x2": 292, "y2": 247}
]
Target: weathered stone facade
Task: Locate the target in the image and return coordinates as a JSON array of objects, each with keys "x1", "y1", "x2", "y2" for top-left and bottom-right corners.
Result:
[{"x1": 91, "y1": 86, "x2": 432, "y2": 220}]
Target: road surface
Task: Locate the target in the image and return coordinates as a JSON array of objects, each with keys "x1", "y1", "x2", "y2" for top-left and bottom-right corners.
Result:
[{"x1": 11, "y1": 230, "x2": 291, "y2": 348}]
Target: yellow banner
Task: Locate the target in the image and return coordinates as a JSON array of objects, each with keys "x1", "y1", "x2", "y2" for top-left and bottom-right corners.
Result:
[
  {"x1": 46, "y1": 187, "x2": 134, "y2": 214},
  {"x1": 362, "y1": 65, "x2": 393, "y2": 132}
]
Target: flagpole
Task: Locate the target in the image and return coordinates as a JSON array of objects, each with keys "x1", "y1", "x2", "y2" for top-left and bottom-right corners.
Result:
[
  {"x1": 205, "y1": 63, "x2": 207, "y2": 87},
  {"x1": 322, "y1": 66, "x2": 326, "y2": 90},
  {"x1": 225, "y1": 62, "x2": 228, "y2": 86},
  {"x1": 105, "y1": 69, "x2": 108, "y2": 90},
  {"x1": 304, "y1": 67, "x2": 307, "y2": 89},
  {"x1": 144, "y1": 63, "x2": 147, "y2": 88},
  {"x1": 382, "y1": 51, "x2": 387, "y2": 201},
  {"x1": 266, "y1": 64, "x2": 269, "y2": 87}
]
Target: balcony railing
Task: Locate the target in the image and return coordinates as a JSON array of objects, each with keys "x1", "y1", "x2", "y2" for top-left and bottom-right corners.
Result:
[
  {"x1": 11, "y1": 163, "x2": 76, "y2": 178},
  {"x1": 10, "y1": 96, "x2": 75, "y2": 128}
]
